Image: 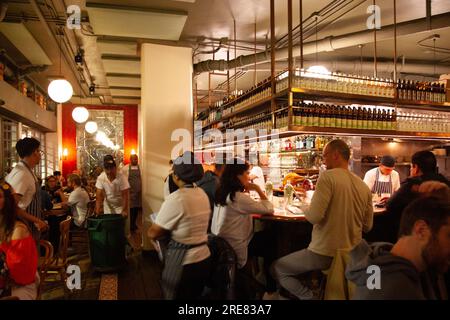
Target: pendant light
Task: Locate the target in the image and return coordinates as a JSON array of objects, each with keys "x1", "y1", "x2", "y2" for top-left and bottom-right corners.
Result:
[{"x1": 48, "y1": 28, "x2": 73, "y2": 103}]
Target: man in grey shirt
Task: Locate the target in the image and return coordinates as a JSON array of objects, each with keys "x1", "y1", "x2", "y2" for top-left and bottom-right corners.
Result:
[{"x1": 272, "y1": 139, "x2": 373, "y2": 299}]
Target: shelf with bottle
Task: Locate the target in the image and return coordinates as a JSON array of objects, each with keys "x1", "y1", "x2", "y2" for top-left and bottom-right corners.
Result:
[
  {"x1": 276, "y1": 102, "x2": 398, "y2": 131},
  {"x1": 201, "y1": 95, "x2": 272, "y2": 129},
  {"x1": 397, "y1": 79, "x2": 446, "y2": 104},
  {"x1": 276, "y1": 70, "x2": 448, "y2": 106},
  {"x1": 276, "y1": 70, "x2": 396, "y2": 99}
]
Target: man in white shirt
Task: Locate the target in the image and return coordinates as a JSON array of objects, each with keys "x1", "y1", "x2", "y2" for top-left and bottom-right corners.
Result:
[
  {"x1": 272, "y1": 139, "x2": 373, "y2": 300},
  {"x1": 95, "y1": 155, "x2": 130, "y2": 216},
  {"x1": 363, "y1": 155, "x2": 401, "y2": 197},
  {"x1": 6, "y1": 137, "x2": 48, "y2": 241},
  {"x1": 59, "y1": 174, "x2": 90, "y2": 228}
]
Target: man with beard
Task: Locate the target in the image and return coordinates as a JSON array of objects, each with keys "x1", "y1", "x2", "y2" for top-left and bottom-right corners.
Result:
[{"x1": 346, "y1": 193, "x2": 450, "y2": 299}]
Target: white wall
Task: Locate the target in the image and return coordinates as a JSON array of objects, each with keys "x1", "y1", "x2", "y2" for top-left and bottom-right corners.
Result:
[{"x1": 140, "y1": 44, "x2": 193, "y2": 216}]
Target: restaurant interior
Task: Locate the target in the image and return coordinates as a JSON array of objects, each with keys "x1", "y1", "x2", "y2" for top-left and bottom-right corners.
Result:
[{"x1": 0, "y1": 0, "x2": 449, "y2": 301}]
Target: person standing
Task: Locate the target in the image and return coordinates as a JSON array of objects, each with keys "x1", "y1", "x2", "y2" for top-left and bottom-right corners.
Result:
[
  {"x1": 95, "y1": 155, "x2": 131, "y2": 243},
  {"x1": 122, "y1": 155, "x2": 142, "y2": 233},
  {"x1": 272, "y1": 139, "x2": 373, "y2": 300},
  {"x1": 5, "y1": 137, "x2": 48, "y2": 242},
  {"x1": 363, "y1": 155, "x2": 401, "y2": 197}
]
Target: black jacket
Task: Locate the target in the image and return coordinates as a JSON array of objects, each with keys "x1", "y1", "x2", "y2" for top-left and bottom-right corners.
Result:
[{"x1": 385, "y1": 172, "x2": 450, "y2": 242}]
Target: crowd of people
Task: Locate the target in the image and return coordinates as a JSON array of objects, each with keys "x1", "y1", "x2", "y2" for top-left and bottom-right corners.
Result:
[
  {"x1": 1, "y1": 136, "x2": 449, "y2": 300},
  {"x1": 0, "y1": 137, "x2": 143, "y2": 299}
]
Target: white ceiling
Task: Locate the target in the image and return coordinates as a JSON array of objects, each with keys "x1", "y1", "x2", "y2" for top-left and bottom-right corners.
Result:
[{"x1": 1, "y1": 0, "x2": 449, "y2": 107}]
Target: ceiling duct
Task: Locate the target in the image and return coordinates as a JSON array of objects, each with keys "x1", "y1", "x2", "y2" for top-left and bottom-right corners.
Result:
[{"x1": 194, "y1": 12, "x2": 450, "y2": 74}]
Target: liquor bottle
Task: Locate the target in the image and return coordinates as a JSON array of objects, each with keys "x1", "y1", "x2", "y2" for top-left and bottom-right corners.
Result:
[
  {"x1": 441, "y1": 84, "x2": 446, "y2": 103},
  {"x1": 367, "y1": 108, "x2": 374, "y2": 130},
  {"x1": 313, "y1": 104, "x2": 319, "y2": 127},
  {"x1": 376, "y1": 109, "x2": 382, "y2": 130},
  {"x1": 392, "y1": 109, "x2": 397, "y2": 130},
  {"x1": 329, "y1": 105, "x2": 336, "y2": 128},
  {"x1": 318, "y1": 104, "x2": 324, "y2": 127},
  {"x1": 397, "y1": 79, "x2": 403, "y2": 99},
  {"x1": 335, "y1": 106, "x2": 342, "y2": 128}
]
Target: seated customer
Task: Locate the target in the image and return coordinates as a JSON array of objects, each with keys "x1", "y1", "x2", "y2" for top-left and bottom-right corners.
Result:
[
  {"x1": 147, "y1": 151, "x2": 211, "y2": 300},
  {"x1": 346, "y1": 193, "x2": 450, "y2": 300},
  {"x1": 38, "y1": 178, "x2": 53, "y2": 212},
  {"x1": 272, "y1": 139, "x2": 373, "y2": 300},
  {"x1": 44, "y1": 175, "x2": 62, "y2": 203},
  {"x1": 0, "y1": 182, "x2": 39, "y2": 300},
  {"x1": 211, "y1": 159, "x2": 275, "y2": 298},
  {"x1": 59, "y1": 174, "x2": 90, "y2": 228},
  {"x1": 385, "y1": 150, "x2": 450, "y2": 243}
]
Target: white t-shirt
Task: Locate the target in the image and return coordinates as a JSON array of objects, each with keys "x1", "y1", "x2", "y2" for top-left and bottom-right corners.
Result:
[
  {"x1": 5, "y1": 162, "x2": 36, "y2": 210},
  {"x1": 95, "y1": 172, "x2": 130, "y2": 214},
  {"x1": 211, "y1": 192, "x2": 274, "y2": 268},
  {"x1": 68, "y1": 186, "x2": 90, "y2": 227},
  {"x1": 155, "y1": 187, "x2": 211, "y2": 265},
  {"x1": 363, "y1": 167, "x2": 401, "y2": 193}
]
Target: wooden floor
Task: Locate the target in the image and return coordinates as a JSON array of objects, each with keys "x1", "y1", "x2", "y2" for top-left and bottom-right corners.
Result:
[{"x1": 118, "y1": 251, "x2": 163, "y2": 300}]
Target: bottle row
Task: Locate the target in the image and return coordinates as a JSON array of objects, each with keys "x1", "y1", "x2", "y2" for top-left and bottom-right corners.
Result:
[
  {"x1": 277, "y1": 71, "x2": 396, "y2": 98},
  {"x1": 397, "y1": 111, "x2": 450, "y2": 133},
  {"x1": 397, "y1": 80, "x2": 446, "y2": 103},
  {"x1": 275, "y1": 103, "x2": 397, "y2": 131}
]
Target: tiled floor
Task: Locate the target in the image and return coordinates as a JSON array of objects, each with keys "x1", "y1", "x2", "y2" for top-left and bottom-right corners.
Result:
[{"x1": 41, "y1": 213, "x2": 164, "y2": 300}]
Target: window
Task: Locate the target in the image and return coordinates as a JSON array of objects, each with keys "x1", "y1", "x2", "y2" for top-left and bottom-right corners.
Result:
[{"x1": 1, "y1": 117, "x2": 19, "y2": 177}]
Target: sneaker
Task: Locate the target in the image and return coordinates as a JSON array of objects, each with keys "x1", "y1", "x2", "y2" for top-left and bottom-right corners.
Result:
[{"x1": 262, "y1": 291, "x2": 279, "y2": 300}]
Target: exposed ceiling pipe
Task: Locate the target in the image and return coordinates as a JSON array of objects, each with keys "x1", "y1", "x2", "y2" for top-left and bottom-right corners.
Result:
[
  {"x1": 28, "y1": 0, "x2": 91, "y2": 98},
  {"x1": 193, "y1": 12, "x2": 450, "y2": 74},
  {"x1": 0, "y1": 2, "x2": 7, "y2": 22}
]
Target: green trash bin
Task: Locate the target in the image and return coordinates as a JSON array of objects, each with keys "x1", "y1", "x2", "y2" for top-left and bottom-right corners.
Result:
[{"x1": 88, "y1": 215, "x2": 126, "y2": 272}]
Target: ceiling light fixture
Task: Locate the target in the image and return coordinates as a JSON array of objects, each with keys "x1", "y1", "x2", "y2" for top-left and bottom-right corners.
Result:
[
  {"x1": 48, "y1": 28, "x2": 73, "y2": 103},
  {"x1": 72, "y1": 106, "x2": 89, "y2": 123}
]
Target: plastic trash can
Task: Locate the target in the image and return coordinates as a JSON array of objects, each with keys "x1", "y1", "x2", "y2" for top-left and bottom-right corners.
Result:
[{"x1": 88, "y1": 215, "x2": 126, "y2": 272}]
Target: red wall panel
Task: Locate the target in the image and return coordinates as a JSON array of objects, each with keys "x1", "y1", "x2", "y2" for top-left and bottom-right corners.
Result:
[{"x1": 61, "y1": 103, "x2": 138, "y2": 177}]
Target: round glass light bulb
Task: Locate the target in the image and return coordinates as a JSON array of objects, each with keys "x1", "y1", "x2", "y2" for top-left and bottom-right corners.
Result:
[{"x1": 48, "y1": 79, "x2": 73, "y2": 103}]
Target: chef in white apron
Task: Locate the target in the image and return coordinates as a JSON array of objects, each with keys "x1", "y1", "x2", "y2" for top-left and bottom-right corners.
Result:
[{"x1": 363, "y1": 155, "x2": 401, "y2": 197}]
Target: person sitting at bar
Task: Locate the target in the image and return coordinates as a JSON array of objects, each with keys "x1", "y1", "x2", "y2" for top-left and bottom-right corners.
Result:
[
  {"x1": 385, "y1": 150, "x2": 450, "y2": 243},
  {"x1": 59, "y1": 174, "x2": 90, "y2": 228},
  {"x1": 211, "y1": 159, "x2": 275, "y2": 299},
  {"x1": 363, "y1": 155, "x2": 400, "y2": 198},
  {"x1": 346, "y1": 193, "x2": 450, "y2": 300},
  {"x1": 272, "y1": 139, "x2": 373, "y2": 300},
  {"x1": 44, "y1": 175, "x2": 62, "y2": 204},
  {"x1": 0, "y1": 181, "x2": 39, "y2": 300},
  {"x1": 147, "y1": 151, "x2": 211, "y2": 300}
]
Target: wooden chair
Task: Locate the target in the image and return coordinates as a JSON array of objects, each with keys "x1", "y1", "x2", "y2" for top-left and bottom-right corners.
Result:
[
  {"x1": 69, "y1": 200, "x2": 95, "y2": 253},
  {"x1": 37, "y1": 239, "x2": 54, "y2": 300},
  {"x1": 40, "y1": 216, "x2": 72, "y2": 298}
]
